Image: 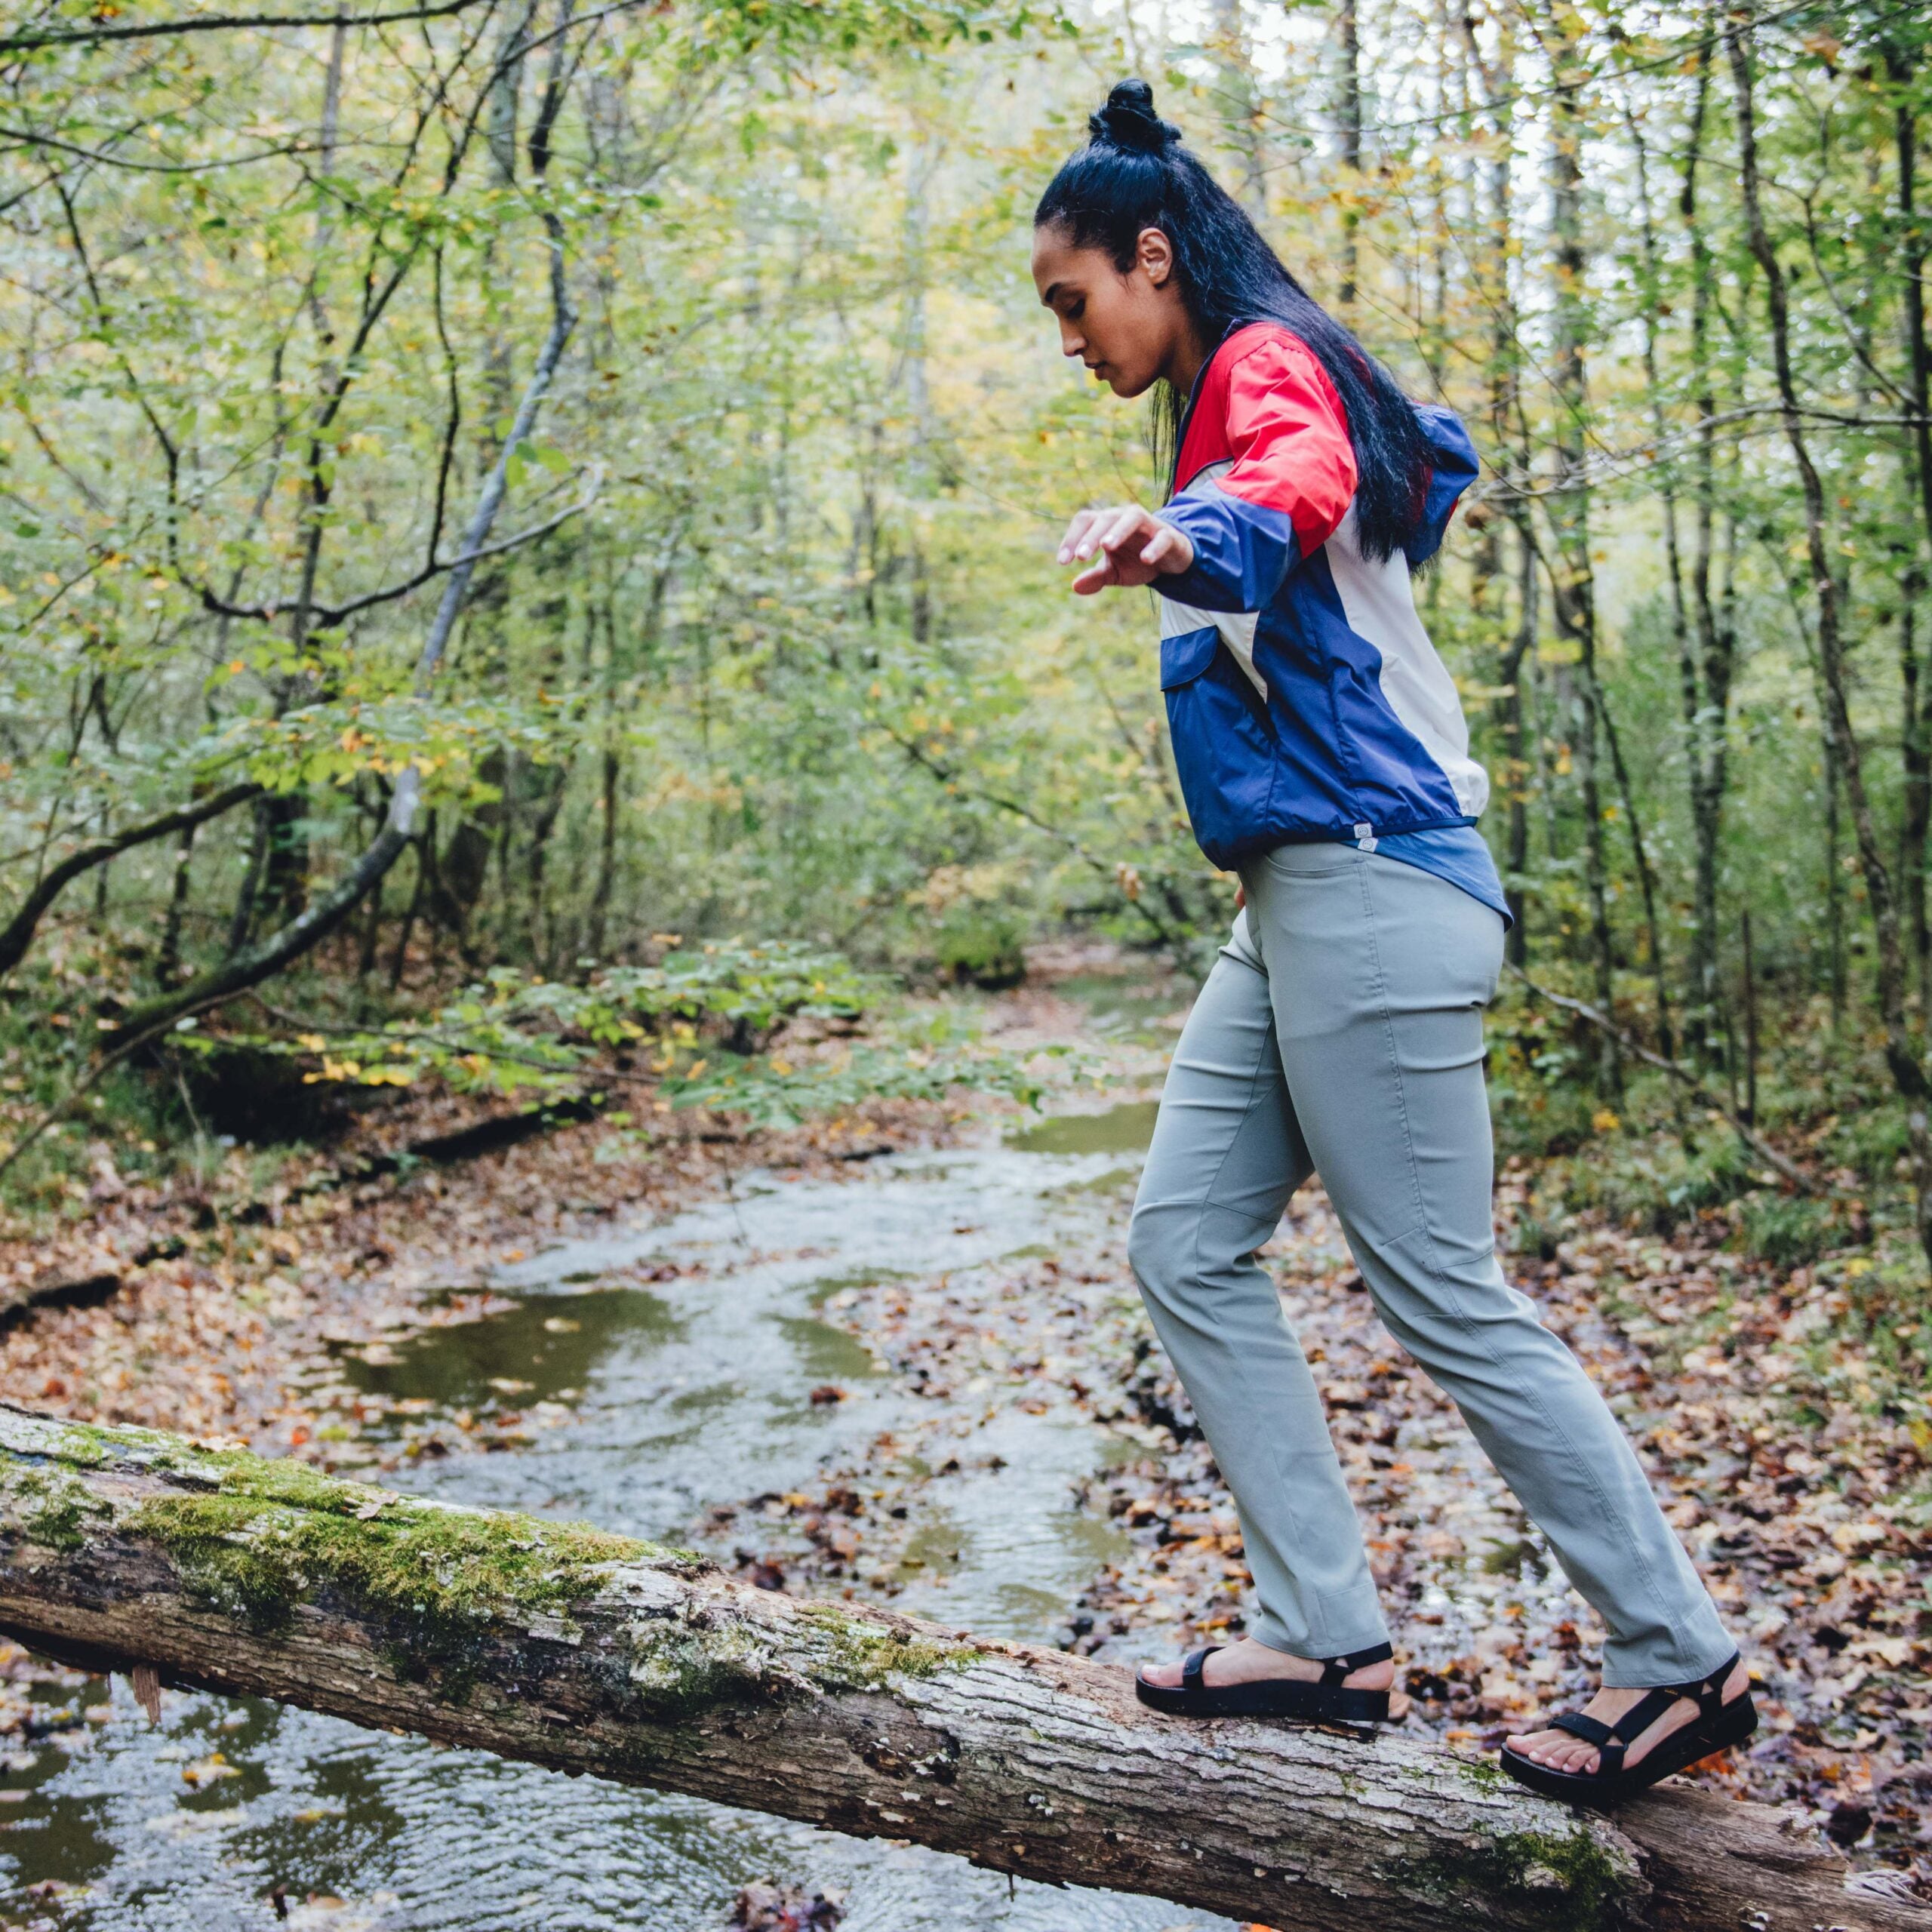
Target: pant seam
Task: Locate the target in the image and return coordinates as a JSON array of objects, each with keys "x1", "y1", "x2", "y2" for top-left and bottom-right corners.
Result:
[
  {"x1": 1353, "y1": 860, "x2": 1431, "y2": 1244},
  {"x1": 1183, "y1": 946, "x2": 1378, "y2": 1658},
  {"x1": 1354, "y1": 860, "x2": 1700, "y2": 1675}
]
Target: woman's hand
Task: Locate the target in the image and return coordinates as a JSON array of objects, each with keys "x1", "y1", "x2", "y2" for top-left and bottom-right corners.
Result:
[{"x1": 1057, "y1": 505, "x2": 1195, "y2": 595}]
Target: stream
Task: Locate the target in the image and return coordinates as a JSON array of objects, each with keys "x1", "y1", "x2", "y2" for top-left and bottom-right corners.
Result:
[{"x1": 0, "y1": 1089, "x2": 1242, "y2": 1932}]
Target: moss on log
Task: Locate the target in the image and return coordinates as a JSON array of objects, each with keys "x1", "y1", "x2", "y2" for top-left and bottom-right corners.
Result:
[{"x1": 0, "y1": 1404, "x2": 1917, "y2": 1932}]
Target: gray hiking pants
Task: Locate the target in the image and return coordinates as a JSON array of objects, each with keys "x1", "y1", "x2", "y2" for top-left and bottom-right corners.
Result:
[{"x1": 1127, "y1": 840, "x2": 1734, "y2": 1687}]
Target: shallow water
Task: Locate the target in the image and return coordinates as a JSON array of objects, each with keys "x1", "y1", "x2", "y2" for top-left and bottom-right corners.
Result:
[{"x1": 0, "y1": 1105, "x2": 1243, "y2": 1932}]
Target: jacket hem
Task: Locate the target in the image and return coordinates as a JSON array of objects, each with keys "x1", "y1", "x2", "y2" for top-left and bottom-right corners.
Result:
[{"x1": 1203, "y1": 815, "x2": 1478, "y2": 871}]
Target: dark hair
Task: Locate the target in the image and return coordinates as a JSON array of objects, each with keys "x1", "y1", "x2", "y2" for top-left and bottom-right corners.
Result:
[{"x1": 1034, "y1": 79, "x2": 1433, "y2": 565}]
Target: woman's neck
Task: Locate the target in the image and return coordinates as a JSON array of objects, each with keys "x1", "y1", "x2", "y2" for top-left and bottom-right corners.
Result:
[{"x1": 1166, "y1": 317, "x2": 1213, "y2": 401}]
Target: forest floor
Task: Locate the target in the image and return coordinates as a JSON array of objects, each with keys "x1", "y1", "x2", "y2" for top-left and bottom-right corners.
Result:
[{"x1": 0, "y1": 947, "x2": 1925, "y2": 1902}]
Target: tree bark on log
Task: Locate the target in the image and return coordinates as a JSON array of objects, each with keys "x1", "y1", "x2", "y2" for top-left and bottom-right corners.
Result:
[{"x1": 0, "y1": 1405, "x2": 1917, "y2": 1932}]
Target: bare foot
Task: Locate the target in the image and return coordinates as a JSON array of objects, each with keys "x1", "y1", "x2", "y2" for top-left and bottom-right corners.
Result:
[
  {"x1": 1137, "y1": 1636, "x2": 1395, "y2": 1694},
  {"x1": 1503, "y1": 1658, "x2": 1750, "y2": 1775}
]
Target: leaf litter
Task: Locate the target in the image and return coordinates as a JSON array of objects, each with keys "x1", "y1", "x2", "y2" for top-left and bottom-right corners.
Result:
[{"x1": 0, "y1": 949, "x2": 1922, "y2": 1908}]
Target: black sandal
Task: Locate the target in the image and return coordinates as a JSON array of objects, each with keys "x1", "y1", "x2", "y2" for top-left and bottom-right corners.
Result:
[
  {"x1": 1134, "y1": 1640, "x2": 1393, "y2": 1724},
  {"x1": 1498, "y1": 1652, "x2": 1756, "y2": 1806}
]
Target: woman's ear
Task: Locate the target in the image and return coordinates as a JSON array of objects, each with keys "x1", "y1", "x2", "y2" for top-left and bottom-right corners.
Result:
[{"x1": 1136, "y1": 226, "x2": 1176, "y2": 288}]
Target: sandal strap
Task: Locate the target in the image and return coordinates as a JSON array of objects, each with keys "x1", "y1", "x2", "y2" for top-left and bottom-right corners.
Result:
[
  {"x1": 1550, "y1": 1710, "x2": 1625, "y2": 1775},
  {"x1": 1549, "y1": 1710, "x2": 1616, "y2": 1748},
  {"x1": 1180, "y1": 1646, "x2": 1221, "y2": 1693},
  {"x1": 1604, "y1": 1686, "x2": 1682, "y2": 1745},
  {"x1": 1537, "y1": 1654, "x2": 1743, "y2": 1777},
  {"x1": 1317, "y1": 1640, "x2": 1394, "y2": 1687},
  {"x1": 1652, "y1": 1651, "x2": 1740, "y2": 1720},
  {"x1": 1604, "y1": 1653, "x2": 1741, "y2": 1740}
]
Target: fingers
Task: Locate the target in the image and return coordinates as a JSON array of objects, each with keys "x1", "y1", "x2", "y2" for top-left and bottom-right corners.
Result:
[
  {"x1": 1137, "y1": 520, "x2": 1192, "y2": 572},
  {"x1": 1061, "y1": 506, "x2": 1146, "y2": 565},
  {"x1": 1069, "y1": 510, "x2": 1144, "y2": 593},
  {"x1": 1058, "y1": 506, "x2": 1192, "y2": 592},
  {"x1": 1097, "y1": 506, "x2": 1149, "y2": 558},
  {"x1": 1070, "y1": 506, "x2": 1143, "y2": 566},
  {"x1": 1070, "y1": 550, "x2": 1121, "y2": 595},
  {"x1": 1058, "y1": 506, "x2": 1140, "y2": 565},
  {"x1": 1056, "y1": 508, "x2": 1102, "y2": 565}
]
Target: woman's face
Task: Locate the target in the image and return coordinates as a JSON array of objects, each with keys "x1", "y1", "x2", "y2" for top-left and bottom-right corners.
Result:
[{"x1": 1031, "y1": 223, "x2": 1188, "y2": 399}]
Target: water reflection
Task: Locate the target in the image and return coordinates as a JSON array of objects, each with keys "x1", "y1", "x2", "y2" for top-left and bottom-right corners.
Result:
[
  {"x1": 1007, "y1": 1100, "x2": 1160, "y2": 1157},
  {"x1": 339, "y1": 1286, "x2": 684, "y2": 1422}
]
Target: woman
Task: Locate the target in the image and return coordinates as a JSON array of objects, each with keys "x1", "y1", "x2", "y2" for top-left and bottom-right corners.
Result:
[{"x1": 1032, "y1": 79, "x2": 1755, "y2": 1806}]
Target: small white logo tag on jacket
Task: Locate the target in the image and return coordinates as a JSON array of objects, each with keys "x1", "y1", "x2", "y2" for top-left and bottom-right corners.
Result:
[{"x1": 1354, "y1": 822, "x2": 1378, "y2": 853}]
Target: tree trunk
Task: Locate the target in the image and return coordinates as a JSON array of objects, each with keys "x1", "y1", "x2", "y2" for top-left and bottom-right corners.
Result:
[
  {"x1": 1892, "y1": 48, "x2": 1932, "y2": 1014},
  {"x1": 1728, "y1": 8, "x2": 1932, "y2": 1269},
  {"x1": 1682, "y1": 63, "x2": 1737, "y2": 1072},
  {"x1": 1589, "y1": 679, "x2": 1675, "y2": 1065},
  {"x1": 0, "y1": 1406, "x2": 1909, "y2": 1932},
  {"x1": 1903, "y1": 593, "x2": 1929, "y2": 1017},
  {"x1": 1624, "y1": 93, "x2": 1687, "y2": 1068},
  {"x1": 1505, "y1": 526, "x2": 1535, "y2": 961},
  {"x1": 156, "y1": 820, "x2": 195, "y2": 986},
  {"x1": 1543, "y1": 1, "x2": 1620, "y2": 1098},
  {"x1": 1460, "y1": 3, "x2": 1529, "y2": 961},
  {"x1": 1335, "y1": 0, "x2": 1362, "y2": 310}
]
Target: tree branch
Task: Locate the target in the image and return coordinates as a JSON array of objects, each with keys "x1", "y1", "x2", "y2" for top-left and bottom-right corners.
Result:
[
  {"x1": 1506, "y1": 965, "x2": 1817, "y2": 1193},
  {"x1": 0, "y1": 126, "x2": 306, "y2": 173},
  {"x1": 0, "y1": 0, "x2": 489, "y2": 54},
  {"x1": 313, "y1": 482, "x2": 596, "y2": 625},
  {"x1": 0, "y1": 782, "x2": 260, "y2": 980},
  {"x1": 103, "y1": 136, "x2": 580, "y2": 1045}
]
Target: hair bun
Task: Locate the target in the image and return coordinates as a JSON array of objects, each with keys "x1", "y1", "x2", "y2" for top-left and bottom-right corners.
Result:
[{"x1": 1089, "y1": 78, "x2": 1178, "y2": 155}]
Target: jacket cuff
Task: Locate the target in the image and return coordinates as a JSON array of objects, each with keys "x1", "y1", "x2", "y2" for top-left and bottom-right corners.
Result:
[{"x1": 1152, "y1": 494, "x2": 1298, "y2": 613}]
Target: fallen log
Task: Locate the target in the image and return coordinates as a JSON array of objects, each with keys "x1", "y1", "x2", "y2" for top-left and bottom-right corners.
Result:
[{"x1": 0, "y1": 1404, "x2": 1915, "y2": 1932}]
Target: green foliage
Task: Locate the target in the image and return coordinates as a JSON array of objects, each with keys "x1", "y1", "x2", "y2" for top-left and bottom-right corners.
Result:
[
  {"x1": 655, "y1": 1009, "x2": 1077, "y2": 1130},
  {"x1": 0, "y1": 0, "x2": 1929, "y2": 1301},
  {"x1": 932, "y1": 908, "x2": 1029, "y2": 989},
  {"x1": 1557, "y1": 1131, "x2": 1759, "y2": 1237},
  {"x1": 1735, "y1": 1192, "x2": 1869, "y2": 1272},
  {"x1": 182, "y1": 940, "x2": 1080, "y2": 1132}
]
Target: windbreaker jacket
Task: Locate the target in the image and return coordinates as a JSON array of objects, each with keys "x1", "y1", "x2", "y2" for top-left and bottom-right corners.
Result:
[{"x1": 1150, "y1": 321, "x2": 1486, "y2": 870}]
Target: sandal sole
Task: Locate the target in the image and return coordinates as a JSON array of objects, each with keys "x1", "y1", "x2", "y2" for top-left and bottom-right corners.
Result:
[
  {"x1": 1134, "y1": 1675, "x2": 1390, "y2": 1724},
  {"x1": 1498, "y1": 1694, "x2": 1758, "y2": 1807}
]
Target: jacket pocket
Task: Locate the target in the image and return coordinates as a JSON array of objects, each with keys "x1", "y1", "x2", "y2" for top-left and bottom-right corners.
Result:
[
  {"x1": 1160, "y1": 623, "x2": 1223, "y2": 692},
  {"x1": 1160, "y1": 626, "x2": 1279, "y2": 865}
]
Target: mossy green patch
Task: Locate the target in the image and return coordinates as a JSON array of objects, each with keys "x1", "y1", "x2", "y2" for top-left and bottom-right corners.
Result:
[
  {"x1": 1402, "y1": 1823, "x2": 1632, "y2": 1931},
  {"x1": 623, "y1": 1616, "x2": 791, "y2": 1720},
  {"x1": 613, "y1": 1598, "x2": 975, "y2": 1724},
  {"x1": 795, "y1": 1601, "x2": 977, "y2": 1690},
  {"x1": 1454, "y1": 1755, "x2": 1513, "y2": 1794},
  {"x1": 0, "y1": 1462, "x2": 106, "y2": 1552},
  {"x1": 8, "y1": 1420, "x2": 977, "y2": 1715},
  {"x1": 115, "y1": 1447, "x2": 682, "y2": 1700},
  {"x1": 41, "y1": 1425, "x2": 118, "y2": 1469}
]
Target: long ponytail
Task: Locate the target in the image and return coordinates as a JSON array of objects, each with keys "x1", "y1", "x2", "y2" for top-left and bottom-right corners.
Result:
[{"x1": 1035, "y1": 79, "x2": 1435, "y2": 566}]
